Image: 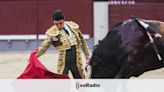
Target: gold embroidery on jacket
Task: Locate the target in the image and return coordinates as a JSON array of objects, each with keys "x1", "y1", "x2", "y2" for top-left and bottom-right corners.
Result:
[{"x1": 36, "y1": 21, "x2": 90, "y2": 78}]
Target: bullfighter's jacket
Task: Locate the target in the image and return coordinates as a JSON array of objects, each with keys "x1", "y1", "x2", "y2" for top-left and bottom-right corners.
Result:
[{"x1": 36, "y1": 21, "x2": 90, "y2": 78}]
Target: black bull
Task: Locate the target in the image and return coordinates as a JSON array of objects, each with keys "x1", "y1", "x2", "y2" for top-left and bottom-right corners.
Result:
[{"x1": 89, "y1": 18, "x2": 164, "y2": 78}]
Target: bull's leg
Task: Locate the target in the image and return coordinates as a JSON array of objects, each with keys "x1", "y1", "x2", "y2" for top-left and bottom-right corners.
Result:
[
  {"x1": 115, "y1": 64, "x2": 131, "y2": 78},
  {"x1": 115, "y1": 56, "x2": 133, "y2": 79}
]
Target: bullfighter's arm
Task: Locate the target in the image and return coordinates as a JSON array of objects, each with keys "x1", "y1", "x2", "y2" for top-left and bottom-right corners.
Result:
[
  {"x1": 36, "y1": 36, "x2": 52, "y2": 57},
  {"x1": 36, "y1": 25, "x2": 59, "y2": 57}
]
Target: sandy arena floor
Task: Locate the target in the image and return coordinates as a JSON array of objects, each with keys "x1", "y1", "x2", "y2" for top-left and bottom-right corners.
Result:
[{"x1": 0, "y1": 50, "x2": 164, "y2": 79}]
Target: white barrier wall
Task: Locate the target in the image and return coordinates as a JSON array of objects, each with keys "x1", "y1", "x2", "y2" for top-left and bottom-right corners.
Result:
[{"x1": 94, "y1": 1, "x2": 109, "y2": 45}]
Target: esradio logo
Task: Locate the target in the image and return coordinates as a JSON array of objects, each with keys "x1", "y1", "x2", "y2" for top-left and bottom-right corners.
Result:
[{"x1": 76, "y1": 81, "x2": 100, "y2": 90}]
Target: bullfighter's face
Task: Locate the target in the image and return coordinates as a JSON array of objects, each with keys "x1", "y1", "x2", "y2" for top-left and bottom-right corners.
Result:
[{"x1": 53, "y1": 19, "x2": 64, "y2": 31}]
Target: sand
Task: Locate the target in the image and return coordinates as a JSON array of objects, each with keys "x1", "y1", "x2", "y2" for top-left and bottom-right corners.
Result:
[{"x1": 0, "y1": 50, "x2": 164, "y2": 79}]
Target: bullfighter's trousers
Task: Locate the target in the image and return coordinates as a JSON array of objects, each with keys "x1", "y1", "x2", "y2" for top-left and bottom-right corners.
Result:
[{"x1": 62, "y1": 45, "x2": 82, "y2": 78}]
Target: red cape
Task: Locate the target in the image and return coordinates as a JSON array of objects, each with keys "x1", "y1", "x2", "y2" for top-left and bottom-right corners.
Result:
[{"x1": 17, "y1": 49, "x2": 69, "y2": 79}]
